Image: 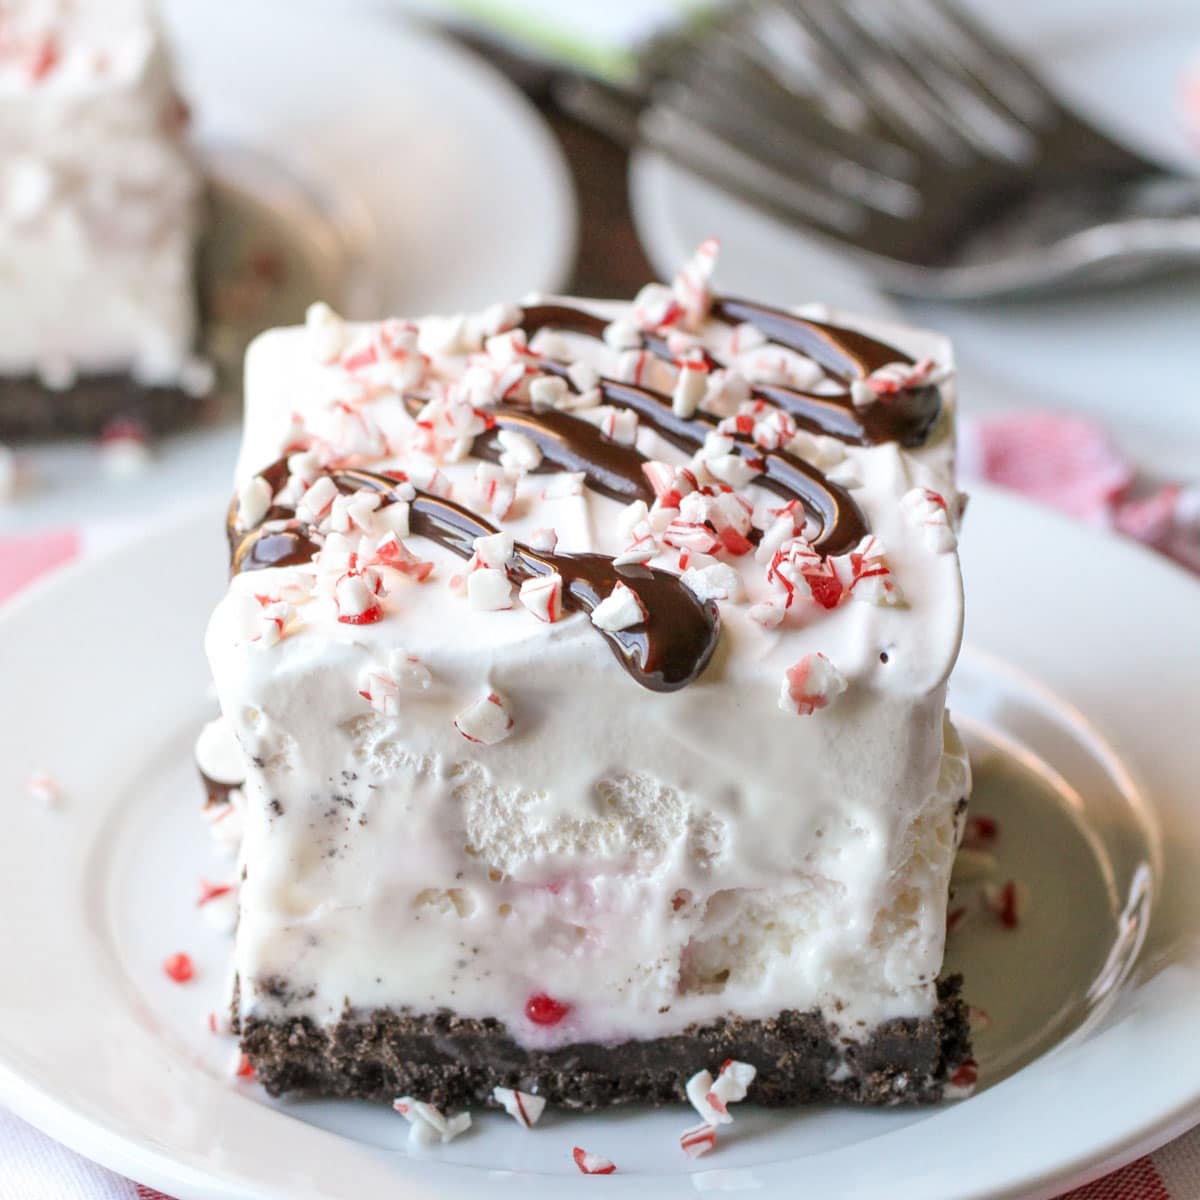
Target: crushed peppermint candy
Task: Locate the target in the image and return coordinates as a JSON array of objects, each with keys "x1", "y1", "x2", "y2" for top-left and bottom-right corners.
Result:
[
  {"x1": 235, "y1": 476, "x2": 272, "y2": 528},
  {"x1": 902, "y1": 487, "x2": 957, "y2": 553},
  {"x1": 944, "y1": 1057, "x2": 979, "y2": 1099},
  {"x1": 589, "y1": 581, "x2": 646, "y2": 631},
  {"x1": 983, "y1": 879, "x2": 1029, "y2": 929},
  {"x1": 305, "y1": 301, "x2": 346, "y2": 363},
  {"x1": 778, "y1": 653, "x2": 847, "y2": 717},
  {"x1": 679, "y1": 1122, "x2": 718, "y2": 1159},
  {"x1": 519, "y1": 573, "x2": 564, "y2": 622},
  {"x1": 492, "y1": 1086, "x2": 546, "y2": 1128},
  {"x1": 833, "y1": 535, "x2": 903, "y2": 606},
  {"x1": 466, "y1": 568, "x2": 513, "y2": 611},
  {"x1": 497, "y1": 428, "x2": 543, "y2": 473},
  {"x1": 962, "y1": 815, "x2": 999, "y2": 850},
  {"x1": 358, "y1": 651, "x2": 433, "y2": 716},
  {"x1": 334, "y1": 569, "x2": 384, "y2": 625},
  {"x1": 672, "y1": 237, "x2": 719, "y2": 330},
  {"x1": 684, "y1": 1059, "x2": 757, "y2": 1126},
  {"x1": 393, "y1": 1097, "x2": 472, "y2": 1147},
  {"x1": 26, "y1": 771, "x2": 60, "y2": 806},
  {"x1": 454, "y1": 692, "x2": 514, "y2": 745},
  {"x1": 163, "y1": 953, "x2": 194, "y2": 983},
  {"x1": 529, "y1": 374, "x2": 568, "y2": 412},
  {"x1": 573, "y1": 1147, "x2": 616, "y2": 1175}
]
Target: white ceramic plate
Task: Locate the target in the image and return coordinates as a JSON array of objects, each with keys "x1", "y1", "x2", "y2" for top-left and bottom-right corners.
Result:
[
  {"x1": 2, "y1": 487, "x2": 1200, "y2": 1199},
  {"x1": 164, "y1": 0, "x2": 576, "y2": 318},
  {"x1": 630, "y1": 0, "x2": 1200, "y2": 477}
]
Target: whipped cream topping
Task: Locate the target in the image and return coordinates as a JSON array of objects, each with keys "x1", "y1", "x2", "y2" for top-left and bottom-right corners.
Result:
[
  {"x1": 207, "y1": 249, "x2": 970, "y2": 1049},
  {"x1": 0, "y1": 0, "x2": 202, "y2": 385}
]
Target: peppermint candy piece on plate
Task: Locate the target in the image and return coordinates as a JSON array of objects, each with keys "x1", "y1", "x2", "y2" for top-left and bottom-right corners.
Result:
[
  {"x1": 492, "y1": 1086, "x2": 546, "y2": 1128},
  {"x1": 572, "y1": 1146, "x2": 616, "y2": 1175}
]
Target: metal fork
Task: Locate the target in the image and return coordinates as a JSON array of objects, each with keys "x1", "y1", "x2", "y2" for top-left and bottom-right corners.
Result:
[{"x1": 559, "y1": 0, "x2": 1200, "y2": 299}]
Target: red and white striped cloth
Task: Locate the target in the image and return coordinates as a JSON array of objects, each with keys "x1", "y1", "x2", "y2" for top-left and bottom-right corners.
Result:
[{"x1": 1, "y1": 409, "x2": 1198, "y2": 1198}]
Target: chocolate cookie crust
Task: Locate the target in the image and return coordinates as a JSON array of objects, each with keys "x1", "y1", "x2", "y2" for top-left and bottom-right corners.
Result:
[{"x1": 240, "y1": 976, "x2": 969, "y2": 1109}]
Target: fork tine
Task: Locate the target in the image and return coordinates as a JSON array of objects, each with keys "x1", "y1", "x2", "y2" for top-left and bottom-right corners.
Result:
[
  {"x1": 775, "y1": 0, "x2": 977, "y2": 164},
  {"x1": 917, "y1": 0, "x2": 1064, "y2": 126},
  {"x1": 639, "y1": 101, "x2": 871, "y2": 239},
  {"x1": 654, "y1": 68, "x2": 923, "y2": 218},
  {"x1": 852, "y1": 0, "x2": 1038, "y2": 163}
]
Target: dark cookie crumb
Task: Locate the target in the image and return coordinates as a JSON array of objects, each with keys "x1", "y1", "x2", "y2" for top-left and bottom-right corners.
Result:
[{"x1": 240, "y1": 976, "x2": 969, "y2": 1109}]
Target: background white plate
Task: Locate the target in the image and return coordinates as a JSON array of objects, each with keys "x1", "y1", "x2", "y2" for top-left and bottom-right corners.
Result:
[
  {"x1": 631, "y1": 0, "x2": 1200, "y2": 478},
  {"x1": 2, "y1": 486, "x2": 1200, "y2": 1199}
]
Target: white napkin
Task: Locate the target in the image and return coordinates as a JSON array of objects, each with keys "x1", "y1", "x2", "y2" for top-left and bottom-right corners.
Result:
[{"x1": 0, "y1": 1107, "x2": 144, "y2": 1200}]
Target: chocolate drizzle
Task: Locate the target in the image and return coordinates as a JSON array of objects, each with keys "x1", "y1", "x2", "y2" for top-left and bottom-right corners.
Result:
[
  {"x1": 226, "y1": 289, "x2": 943, "y2": 693},
  {"x1": 229, "y1": 464, "x2": 720, "y2": 693}
]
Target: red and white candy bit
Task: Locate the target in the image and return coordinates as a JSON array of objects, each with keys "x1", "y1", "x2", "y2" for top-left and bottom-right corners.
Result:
[
  {"x1": 944, "y1": 1057, "x2": 979, "y2": 1099},
  {"x1": 467, "y1": 568, "x2": 513, "y2": 611},
  {"x1": 26, "y1": 771, "x2": 59, "y2": 806},
  {"x1": 519, "y1": 573, "x2": 564, "y2": 623},
  {"x1": 357, "y1": 651, "x2": 433, "y2": 716},
  {"x1": 393, "y1": 1097, "x2": 472, "y2": 1147},
  {"x1": 252, "y1": 599, "x2": 292, "y2": 647},
  {"x1": 672, "y1": 359, "x2": 709, "y2": 418},
  {"x1": 672, "y1": 237, "x2": 719, "y2": 331},
  {"x1": 581, "y1": 404, "x2": 639, "y2": 447},
  {"x1": 679, "y1": 1122, "x2": 718, "y2": 1159},
  {"x1": 962, "y1": 815, "x2": 999, "y2": 850},
  {"x1": 305, "y1": 301, "x2": 347, "y2": 363},
  {"x1": 498, "y1": 428, "x2": 543, "y2": 473},
  {"x1": 631, "y1": 281, "x2": 684, "y2": 331},
  {"x1": 969, "y1": 1006, "x2": 993, "y2": 1033},
  {"x1": 983, "y1": 879, "x2": 1029, "y2": 930},
  {"x1": 472, "y1": 462, "x2": 517, "y2": 519},
  {"x1": 197, "y1": 879, "x2": 233, "y2": 907},
  {"x1": 492, "y1": 1086, "x2": 546, "y2": 1129},
  {"x1": 372, "y1": 532, "x2": 433, "y2": 581},
  {"x1": 163, "y1": 953, "x2": 194, "y2": 983},
  {"x1": 334, "y1": 568, "x2": 384, "y2": 625},
  {"x1": 527, "y1": 527, "x2": 558, "y2": 553},
  {"x1": 834, "y1": 535, "x2": 903, "y2": 607},
  {"x1": 589, "y1": 581, "x2": 647, "y2": 632},
  {"x1": 573, "y1": 1147, "x2": 616, "y2": 1175},
  {"x1": 767, "y1": 536, "x2": 843, "y2": 611},
  {"x1": 235, "y1": 475, "x2": 272, "y2": 528},
  {"x1": 602, "y1": 317, "x2": 642, "y2": 352},
  {"x1": 778, "y1": 653, "x2": 847, "y2": 717},
  {"x1": 454, "y1": 691, "x2": 514, "y2": 745},
  {"x1": 616, "y1": 347, "x2": 652, "y2": 386},
  {"x1": 98, "y1": 418, "x2": 152, "y2": 479},
  {"x1": 232, "y1": 1051, "x2": 255, "y2": 1079},
  {"x1": 684, "y1": 1059, "x2": 757, "y2": 1126},
  {"x1": 296, "y1": 475, "x2": 338, "y2": 523},
  {"x1": 529, "y1": 374, "x2": 569, "y2": 412},
  {"x1": 540, "y1": 471, "x2": 585, "y2": 501},
  {"x1": 851, "y1": 358, "x2": 944, "y2": 408},
  {"x1": 329, "y1": 490, "x2": 381, "y2": 535},
  {"x1": 902, "y1": 487, "x2": 957, "y2": 554},
  {"x1": 682, "y1": 562, "x2": 742, "y2": 603}
]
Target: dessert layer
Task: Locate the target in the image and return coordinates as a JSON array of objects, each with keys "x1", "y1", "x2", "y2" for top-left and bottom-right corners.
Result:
[
  {"x1": 0, "y1": 0, "x2": 202, "y2": 385},
  {"x1": 241, "y1": 977, "x2": 969, "y2": 1108},
  {"x1": 206, "y1": 251, "x2": 970, "y2": 1063}
]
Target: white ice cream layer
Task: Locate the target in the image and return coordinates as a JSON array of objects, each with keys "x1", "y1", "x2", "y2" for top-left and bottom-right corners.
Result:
[
  {"x1": 0, "y1": 0, "x2": 201, "y2": 383},
  {"x1": 207, "y1": 294, "x2": 970, "y2": 1047}
]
